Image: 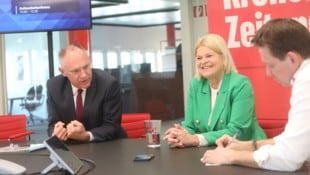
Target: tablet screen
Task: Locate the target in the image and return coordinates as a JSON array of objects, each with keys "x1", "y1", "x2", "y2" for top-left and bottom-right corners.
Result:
[{"x1": 44, "y1": 136, "x2": 83, "y2": 174}]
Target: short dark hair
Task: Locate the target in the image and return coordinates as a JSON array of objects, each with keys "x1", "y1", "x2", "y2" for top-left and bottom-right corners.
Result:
[{"x1": 251, "y1": 18, "x2": 310, "y2": 60}]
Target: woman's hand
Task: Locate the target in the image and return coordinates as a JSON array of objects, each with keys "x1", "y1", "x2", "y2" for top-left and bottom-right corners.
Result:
[
  {"x1": 163, "y1": 124, "x2": 199, "y2": 148},
  {"x1": 163, "y1": 124, "x2": 183, "y2": 148}
]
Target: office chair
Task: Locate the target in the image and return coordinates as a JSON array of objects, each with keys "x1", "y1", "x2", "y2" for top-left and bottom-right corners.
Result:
[
  {"x1": 20, "y1": 85, "x2": 45, "y2": 124},
  {"x1": 258, "y1": 117, "x2": 287, "y2": 138},
  {"x1": 121, "y1": 113, "x2": 151, "y2": 138},
  {"x1": 0, "y1": 114, "x2": 34, "y2": 142}
]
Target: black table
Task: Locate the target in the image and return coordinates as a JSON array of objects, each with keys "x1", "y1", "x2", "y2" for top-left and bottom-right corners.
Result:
[{"x1": 0, "y1": 139, "x2": 307, "y2": 175}]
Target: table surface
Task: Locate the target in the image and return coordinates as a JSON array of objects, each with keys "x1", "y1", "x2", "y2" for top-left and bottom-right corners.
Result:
[{"x1": 0, "y1": 139, "x2": 307, "y2": 175}]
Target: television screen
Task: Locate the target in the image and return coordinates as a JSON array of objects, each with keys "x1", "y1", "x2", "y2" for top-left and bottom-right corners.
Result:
[{"x1": 0, "y1": 0, "x2": 92, "y2": 34}]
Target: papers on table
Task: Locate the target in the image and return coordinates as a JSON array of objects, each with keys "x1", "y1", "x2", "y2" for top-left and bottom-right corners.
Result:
[{"x1": 0, "y1": 143, "x2": 45, "y2": 153}]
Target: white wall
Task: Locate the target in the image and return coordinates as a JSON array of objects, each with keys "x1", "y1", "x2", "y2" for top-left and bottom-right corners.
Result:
[
  {"x1": 0, "y1": 35, "x2": 7, "y2": 114},
  {"x1": 91, "y1": 25, "x2": 181, "y2": 52},
  {"x1": 179, "y1": 0, "x2": 208, "y2": 107}
]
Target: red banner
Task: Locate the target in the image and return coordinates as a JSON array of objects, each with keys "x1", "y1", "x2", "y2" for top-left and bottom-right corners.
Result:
[
  {"x1": 208, "y1": 0, "x2": 310, "y2": 67},
  {"x1": 207, "y1": 0, "x2": 310, "y2": 122}
]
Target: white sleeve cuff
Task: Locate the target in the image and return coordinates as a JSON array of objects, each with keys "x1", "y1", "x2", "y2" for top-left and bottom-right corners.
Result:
[
  {"x1": 253, "y1": 145, "x2": 271, "y2": 167},
  {"x1": 196, "y1": 134, "x2": 208, "y2": 146},
  {"x1": 87, "y1": 131, "x2": 94, "y2": 142}
]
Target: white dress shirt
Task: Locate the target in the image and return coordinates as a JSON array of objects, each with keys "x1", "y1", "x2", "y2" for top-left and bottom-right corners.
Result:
[
  {"x1": 71, "y1": 85, "x2": 94, "y2": 141},
  {"x1": 253, "y1": 59, "x2": 310, "y2": 171}
]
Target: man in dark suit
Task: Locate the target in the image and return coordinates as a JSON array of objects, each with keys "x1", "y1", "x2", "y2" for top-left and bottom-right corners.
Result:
[{"x1": 47, "y1": 44, "x2": 127, "y2": 142}]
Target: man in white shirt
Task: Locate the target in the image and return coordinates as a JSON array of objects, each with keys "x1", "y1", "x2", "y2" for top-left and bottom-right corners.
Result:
[{"x1": 200, "y1": 18, "x2": 310, "y2": 171}]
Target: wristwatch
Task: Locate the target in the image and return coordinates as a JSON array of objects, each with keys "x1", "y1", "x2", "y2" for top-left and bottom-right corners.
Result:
[{"x1": 252, "y1": 140, "x2": 257, "y2": 151}]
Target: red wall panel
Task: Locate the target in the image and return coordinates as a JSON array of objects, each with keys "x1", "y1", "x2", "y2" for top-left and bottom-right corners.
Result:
[{"x1": 238, "y1": 67, "x2": 290, "y2": 120}]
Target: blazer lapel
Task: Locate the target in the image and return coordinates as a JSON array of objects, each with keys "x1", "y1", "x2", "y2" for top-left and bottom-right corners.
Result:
[
  {"x1": 200, "y1": 79, "x2": 212, "y2": 118},
  {"x1": 208, "y1": 74, "x2": 230, "y2": 131}
]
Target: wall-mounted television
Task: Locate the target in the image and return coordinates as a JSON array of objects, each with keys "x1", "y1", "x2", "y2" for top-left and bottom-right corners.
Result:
[{"x1": 0, "y1": 0, "x2": 92, "y2": 34}]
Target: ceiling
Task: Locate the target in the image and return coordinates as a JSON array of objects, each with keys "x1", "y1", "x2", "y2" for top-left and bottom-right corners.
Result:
[{"x1": 91, "y1": 0, "x2": 181, "y2": 28}]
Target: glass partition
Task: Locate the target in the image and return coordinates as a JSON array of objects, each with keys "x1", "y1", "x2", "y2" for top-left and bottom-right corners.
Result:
[{"x1": 4, "y1": 32, "x2": 62, "y2": 125}]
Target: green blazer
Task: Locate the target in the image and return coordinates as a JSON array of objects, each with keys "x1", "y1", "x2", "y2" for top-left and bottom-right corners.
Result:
[{"x1": 182, "y1": 73, "x2": 266, "y2": 146}]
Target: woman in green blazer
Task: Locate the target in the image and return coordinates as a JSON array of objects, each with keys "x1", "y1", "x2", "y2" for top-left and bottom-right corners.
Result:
[{"x1": 164, "y1": 34, "x2": 266, "y2": 147}]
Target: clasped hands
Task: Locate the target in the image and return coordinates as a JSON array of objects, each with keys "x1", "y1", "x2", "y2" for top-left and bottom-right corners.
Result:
[
  {"x1": 53, "y1": 120, "x2": 90, "y2": 142},
  {"x1": 163, "y1": 124, "x2": 199, "y2": 148}
]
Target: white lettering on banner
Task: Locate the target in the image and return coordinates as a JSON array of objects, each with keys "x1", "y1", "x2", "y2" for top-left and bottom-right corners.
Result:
[
  {"x1": 225, "y1": 16, "x2": 239, "y2": 47},
  {"x1": 220, "y1": 0, "x2": 309, "y2": 48},
  {"x1": 293, "y1": 16, "x2": 310, "y2": 29},
  {"x1": 224, "y1": 0, "x2": 248, "y2": 9},
  {"x1": 226, "y1": 11, "x2": 271, "y2": 48},
  {"x1": 224, "y1": 0, "x2": 302, "y2": 9},
  {"x1": 252, "y1": 0, "x2": 301, "y2": 6},
  {"x1": 226, "y1": 14, "x2": 310, "y2": 48}
]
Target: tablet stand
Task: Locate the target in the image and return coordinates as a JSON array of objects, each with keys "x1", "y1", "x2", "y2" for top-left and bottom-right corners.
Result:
[
  {"x1": 41, "y1": 153, "x2": 65, "y2": 174},
  {"x1": 42, "y1": 136, "x2": 83, "y2": 174}
]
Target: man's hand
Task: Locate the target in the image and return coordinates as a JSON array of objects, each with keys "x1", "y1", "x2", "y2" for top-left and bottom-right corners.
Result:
[
  {"x1": 53, "y1": 121, "x2": 68, "y2": 141},
  {"x1": 216, "y1": 135, "x2": 253, "y2": 151},
  {"x1": 66, "y1": 120, "x2": 90, "y2": 142},
  {"x1": 215, "y1": 134, "x2": 233, "y2": 147},
  {"x1": 200, "y1": 146, "x2": 235, "y2": 165}
]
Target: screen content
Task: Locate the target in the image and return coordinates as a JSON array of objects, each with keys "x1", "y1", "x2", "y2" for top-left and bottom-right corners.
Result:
[
  {"x1": 45, "y1": 136, "x2": 83, "y2": 174},
  {"x1": 0, "y1": 0, "x2": 92, "y2": 33}
]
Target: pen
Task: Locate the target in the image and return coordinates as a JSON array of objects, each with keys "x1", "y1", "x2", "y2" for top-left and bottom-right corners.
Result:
[{"x1": 228, "y1": 131, "x2": 239, "y2": 146}]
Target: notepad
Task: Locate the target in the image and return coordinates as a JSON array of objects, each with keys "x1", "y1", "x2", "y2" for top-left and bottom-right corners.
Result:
[{"x1": 0, "y1": 143, "x2": 45, "y2": 153}]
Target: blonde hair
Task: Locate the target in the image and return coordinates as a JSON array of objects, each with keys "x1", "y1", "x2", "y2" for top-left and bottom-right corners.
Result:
[{"x1": 194, "y1": 34, "x2": 237, "y2": 80}]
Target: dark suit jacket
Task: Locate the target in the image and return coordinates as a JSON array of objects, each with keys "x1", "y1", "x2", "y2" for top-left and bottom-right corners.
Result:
[{"x1": 46, "y1": 69, "x2": 127, "y2": 142}]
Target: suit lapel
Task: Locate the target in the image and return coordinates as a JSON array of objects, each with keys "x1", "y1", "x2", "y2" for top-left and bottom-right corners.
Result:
[
  {"x1": 207, "y1": 74, "x2": 230, "y2": 131},
  {"x1": 83, "y1": 72, "x2": 97, "y2": 120},
  {"x1": 64, "y1": 81, "x2": 77, "y2": 121}
]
